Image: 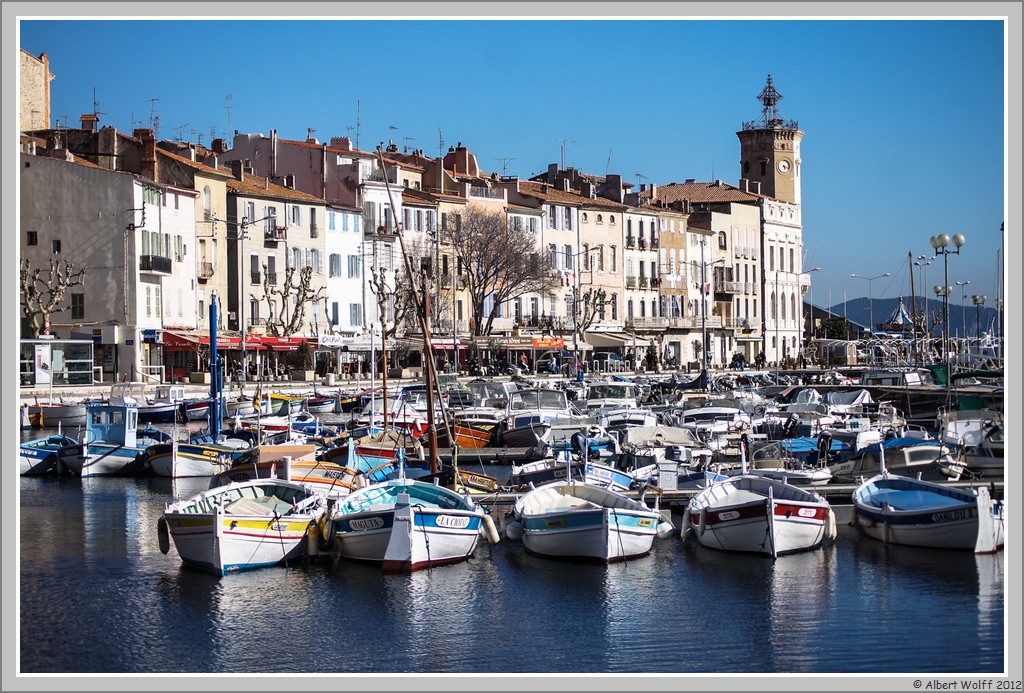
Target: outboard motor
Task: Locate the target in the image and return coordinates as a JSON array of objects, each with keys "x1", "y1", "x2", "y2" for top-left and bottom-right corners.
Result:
[
  {"x1": 783, "y1": 413, "x2": 800, "y2": 437},
  {"x1": 739, "y1": 433, "x2": 752, "y2": 462},
  {"x1": 816, "y1": 430, "x2": 833, "y2": 465},
  {"x1": 570, "y1": 431, "x2": 589, "y2": 458}
]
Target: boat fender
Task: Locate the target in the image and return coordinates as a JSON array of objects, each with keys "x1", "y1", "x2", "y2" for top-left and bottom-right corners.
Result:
[
  {"x1": 848, "y1": 506, "x2": 858, "y2": 527},
  {"x1": 481, "y1": 513, "x2": 501, "y2": 545},
  {"x1": 306, "y1": 520, "x2": 320, "y2": 557},
  {"x1": 825, "y1": 508, "x2": 837, "y2": 540},
  {"x1": 680, "y1": 511, "x2": 692, "y2": 540},
  {"x1": 697, "y1": 507, "x2": 708, "y2": 538},
  {"x1": 505, "y1": 519, "x2": 524, "y2": 541},
  {"x1": 157, "y1": 517, "x2": 170, "y2": 555},
  {"x1": 656, "y1": 520, "x2": 675, "y2": 540},
  {"x1": 318, "y1": 514, "x2": 336, "y2": 551}
]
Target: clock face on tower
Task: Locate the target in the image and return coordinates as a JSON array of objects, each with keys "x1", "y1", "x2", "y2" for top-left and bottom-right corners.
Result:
[{"x1": 777, "y1": 159, "x2": 791, "y2": 174}]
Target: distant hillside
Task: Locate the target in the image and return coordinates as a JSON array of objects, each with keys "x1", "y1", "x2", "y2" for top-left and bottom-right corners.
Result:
[{"x1": 823, "y1": 296, "x2": 1000, "y2": 337}]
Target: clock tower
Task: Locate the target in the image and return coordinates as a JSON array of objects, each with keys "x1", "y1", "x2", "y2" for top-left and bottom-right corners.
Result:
[{"x1": 736, "y1": 74, "x2": 804, "y2": 205}]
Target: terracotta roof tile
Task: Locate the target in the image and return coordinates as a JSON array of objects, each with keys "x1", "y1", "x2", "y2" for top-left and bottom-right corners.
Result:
[
  {"x1": 651, "y1": 181, "x2": 762, "y2": 205},
  {"x1": 275, "y1": 136, "x2": 376, "y2": 159},
  {"x1": 224, "y1": 169, "x2": 326, "y2": 203}
]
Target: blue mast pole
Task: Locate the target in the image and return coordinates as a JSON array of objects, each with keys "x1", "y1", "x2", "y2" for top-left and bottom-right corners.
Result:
[{"x1": 209, "y1": 292, "x2": 222, "y2": 439}]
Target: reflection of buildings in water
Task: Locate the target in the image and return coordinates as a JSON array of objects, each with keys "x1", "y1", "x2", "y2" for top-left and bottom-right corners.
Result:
[
  {"x1": 80, "y1": 477, "x2": 132, "y2": 565},
  {"x1": 148, "y1": 475, "x2": 212, "y2": 503},
  {"x1": 766, "y1": 548, "x2": 837, "y2": 670}
]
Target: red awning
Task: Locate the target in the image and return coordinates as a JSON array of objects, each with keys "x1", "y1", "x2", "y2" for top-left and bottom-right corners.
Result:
[
  {"x1": 253, "y1": 336, "x2": 306, "y2": 351},
  {"x1": 162, "y1": 331, "x2": 201, "y2": 351},
  {"x1": 161, "y1": 331, "x2": 263, "y2": 351},
  {"x1": 430, "y1": 339, "x2": 468, "y2": 350}
]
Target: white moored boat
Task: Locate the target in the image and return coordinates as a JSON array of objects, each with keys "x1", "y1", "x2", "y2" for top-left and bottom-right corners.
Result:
[
  {"x1": 683, "y1": 474, "x2": 836, "y2": 558},
  {"x1": 158, "y1": 477, "x2": 331, "y2": 576},
  {"x1": 331, "y1": 475, "x2": 498, "y2": 573},
  {"x1": 851, "y1": 472, "x2": 1004, "y2": 553},
  {"x1": 505, "y1": 479, "x2": 674, "y2": 563}
]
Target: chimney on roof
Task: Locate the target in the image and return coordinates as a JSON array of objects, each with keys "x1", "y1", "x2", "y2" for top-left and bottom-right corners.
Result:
[
  {"x1": 80, "y1": 113, "x2": 99, "y2": 133},
  {"x1": 752, "y1": 181, "x2": 761, "y2": 194},
  {"x1": 243, "y1": 158, "x2": 255, "y2": 175},
  {"x1": 649, "y1": 183, "x2": 657, "y2": 199},
  {"x1": 231, "y1": 160, "x2": 244, "y2": 180},
  {"x1": 211, "y1": 138, "x2": 226, "y2": 154},
  {"x1": 546, "y1": 163, "x2": 558, "y2": 183},
  {"x1": 715, "y1": 179, "x2": 724, "y2": 187},
  {"x1": 330, "y1": 136, "x2": 353, "y2": 151},
  {"x1": 739, "y1": 178, "x2": 748, "y2": 192},
  {"x1": 640, "y1": 183, "x2": 646, "y2": 193},
  {"x1": 558, "y1": 178, "x2": 569, "y2": 192},
  {"x1": 605, "y1": 174, "x2": 624, "y2": 203},
  {"x1": 135, "y1": 128, "x2": 157, "y2": 181},
  {"x1": 284, "y1": 173, "x2": 295, "y2": 189},
  {"x1": 685, "y1": 178, "x2": 696, "y2": 184}
]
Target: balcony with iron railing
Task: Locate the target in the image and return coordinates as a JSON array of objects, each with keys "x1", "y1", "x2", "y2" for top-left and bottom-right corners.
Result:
[
  {"x1": 717, "y1": 281, "x2": 743, "y2": 294},
  {"x1": 650, "y1": 236, "x2": 660, "y2": 250},
  {"x1": 310, "y1": 225, "x2": 319, "y2": 238},
  {"x1": 469, "y1": 185, "x2": 503, "y2": 200},
  {"x1": 626, "y1": 276, "x2": 637, "y2": 289},
  {"x1": 625, "y1": 235, "x2": 635, "y2": 249},
  {"x1": 139, "y1": 254, "x2": 172, "y2": 275},
  {"x1": 250, "y1": 271, "x2": 262, "y2": 285},
  {"x1": 629, "y1": 316, "x2": 668, "y2": 330},
  {"x1": 266, "y1": 271, "x2": 278, "y2": 285},
  {"x1": 198, "y1": 262, "x2": 214, "y2": 279},
  {"x1": 638, "y1": 237, "x2": 648, "y2": 250},
  {"x1": 669, "y1": 316, "x2": 700, "y2": 329},
  {"x1": 265, "y1": 226, "x2": 287, "y2": 242},
  {"x1": 639, "y1": 276, "x2": 650, "y2": 289}
]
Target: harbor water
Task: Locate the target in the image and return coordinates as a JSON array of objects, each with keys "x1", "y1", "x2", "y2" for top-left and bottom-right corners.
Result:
[{"x1": 18, "y1": 466, "x2": 1005, "y2": 675}]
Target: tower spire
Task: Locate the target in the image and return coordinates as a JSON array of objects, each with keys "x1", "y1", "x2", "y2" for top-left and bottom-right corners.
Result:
[{"x1": 757, "y1": 74, "x2": 784, "y2": 127}]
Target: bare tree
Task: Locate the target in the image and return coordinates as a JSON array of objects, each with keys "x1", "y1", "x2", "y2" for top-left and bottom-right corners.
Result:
[
  {"x1": 258, "y1": 264, "x2": 325, "y2": 337},
  {"x1": 368, "y1": 265, "x2": 417, "y2": 339},
  {"x1": 20, "y1": 257, "x2": 86, "y2": 338},
  {"x1": 446, "y1": 207, "x2": 559, "y2": 336},
  {"x1": 571, "y1": 286, "x2": 608, "y2": 349}
]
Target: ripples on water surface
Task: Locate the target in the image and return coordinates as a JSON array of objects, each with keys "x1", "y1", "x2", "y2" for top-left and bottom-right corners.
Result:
[{"x1": 18, "y1": 472, "x2": 1005, "y2": 675}]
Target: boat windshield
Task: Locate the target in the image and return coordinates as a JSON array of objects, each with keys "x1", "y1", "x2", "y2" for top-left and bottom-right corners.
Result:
[
  {"x1": 587, "y1": 384, "x2": 635, "y2": 399},
  {"x1": 509, "y1": 390, "x2": 567, "y2": 411}
]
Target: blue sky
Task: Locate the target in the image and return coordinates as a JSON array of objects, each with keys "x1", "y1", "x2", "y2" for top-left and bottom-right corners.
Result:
[{"x1": 17, "y1": 16, "x2": 1008, "y2": 310}]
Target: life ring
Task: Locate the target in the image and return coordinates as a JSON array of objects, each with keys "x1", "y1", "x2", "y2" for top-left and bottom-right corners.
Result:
[
  {"x1": 157, "y1": 517, "x2": 170, "y2": 555},
  {"x1": 754, "y1": 404, "x2": 767, "y2": 416}
]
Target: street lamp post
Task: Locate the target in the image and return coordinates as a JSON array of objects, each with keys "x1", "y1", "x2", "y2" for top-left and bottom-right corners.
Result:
[
  {"x1": 568, "y1": 244, "x2": 603, "y2": 376},
  {"x1": 913, "y1": 256, "x2": 933, "y2": 363},
  {"x1": 801, "y1": 267, "x2": 821, "y2": 360},
  {"x1": 971, "y1": 294, "x2": 987, "y2": 339},
  {"x1": 235, "y1": 214, "x2": 273, "y2": 381},
  {"x1": 696, "y1": 238, "x2": 724, "y2": 371},
  {"x1": 930, "y1": 232, "x2": 966, "y2": 382},
  {"x1": 955, "y1": 280, "x2": 970, "y2": 341},
  {"x1": 850, "y1": 272, "x2": 891, "y2": 337}
]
